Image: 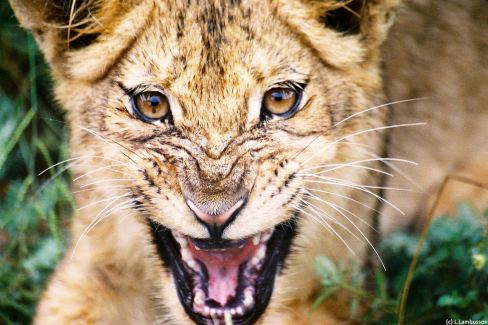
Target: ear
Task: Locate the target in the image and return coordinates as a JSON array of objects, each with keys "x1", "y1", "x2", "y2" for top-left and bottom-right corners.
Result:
[
  {"x1": 277, "y1": 0, "x2": 400, "y2": 68},
  {"x1": 8, "y1": 0, "x2": 153, "y2": 81}
]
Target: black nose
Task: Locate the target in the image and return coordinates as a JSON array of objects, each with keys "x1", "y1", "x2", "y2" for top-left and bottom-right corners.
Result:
[{"x1": 186, "y1": 197, "x2": 247, "y2": 240}]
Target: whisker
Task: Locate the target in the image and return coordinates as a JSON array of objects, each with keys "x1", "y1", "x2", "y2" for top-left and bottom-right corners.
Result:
[
  {"x1": 290, "y1": 185, "x2": 379, "y2": 215},
  {"x1": 70, "y1": 194, "x2": 133, "y2": 259},
  {"x1": 72, "y1": 163, "x2": 128, "y2": 182},
  {"x1": 302, "y1": 200, "x2": 364, "y2": 242},
  {"x1": 78, "y1": 125, "x2": 144, "y2": 165},
  {"x1": 77, "y1": 192, "x2": 131, "y2": 211},
  {"x1": 303, "y1": 163, "x2": 393, "y2": 177},
  {"x1": 78, "y1": 178, "x2": 137, "y2": 188},
  {"x1": 71, "y1": 185, "x2": 129, "y2": 194},
  {"x1": 299, "y1": 174, "x2": 417, "y2": 192},
  {"x1": 291, "y1": 203, "x2": 357, "y2": 256},
  {"x1": 301, "y1": 122, "x2": 426, "y2": 165},
  {"x1": 305, "y1": 192, "x2": 385, "y2": 270},
  {"x1": 301, "y1": 178, "x2": 405, "y2": 215},
  {"x1": 343, "y1": 141, "x2": 426, "y2": 192},
  {"x1": 300, "y1": 188, "x2": 377, "y2": 231},
  {"x1": 333, "y1": 97, "x2": 431, "y2": 127},
  {"x1": 39, "y1": 155, "x2": 134, "y2": 176},
  {"x1": 300, "y1": 157, "x2": 417, "y2": 172},
  {"x1": 289, "y1": 98, "x2": 429, "y2": 162}
]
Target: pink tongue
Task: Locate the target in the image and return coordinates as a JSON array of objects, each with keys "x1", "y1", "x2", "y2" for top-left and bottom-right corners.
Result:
[
  {"x1": 188, "y1": 239, "x2": 258, "y2": 306},
  {"x1": 206, "y1": 265, "x2": 239, "y2": 306}
]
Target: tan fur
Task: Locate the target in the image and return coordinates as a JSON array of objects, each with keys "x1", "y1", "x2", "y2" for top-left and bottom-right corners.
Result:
[{"x1": 8, "y1": 0, "x2": 487, "y2": 324}]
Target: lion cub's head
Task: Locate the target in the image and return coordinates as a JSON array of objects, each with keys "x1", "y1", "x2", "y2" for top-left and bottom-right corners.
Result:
[{"x1": 11, "y1": 0, "x2": 398, "y2": 323}]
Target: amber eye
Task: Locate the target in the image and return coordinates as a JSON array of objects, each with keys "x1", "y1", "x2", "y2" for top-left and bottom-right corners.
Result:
[
  {"x1": 262, "y1": 87, "x2": 301, "y2": 118},
  {"x1": 133, "y1": 92, "x2": 170, "y2": 122}
]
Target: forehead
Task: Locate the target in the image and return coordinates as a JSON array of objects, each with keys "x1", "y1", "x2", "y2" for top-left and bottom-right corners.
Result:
[{"x1": 118, "y1": 0, "x2": 313, "y2": 133}]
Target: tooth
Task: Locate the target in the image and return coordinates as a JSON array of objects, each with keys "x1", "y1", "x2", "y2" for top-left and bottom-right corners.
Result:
[
  {"x1": 210, "y1": 308, "x2": 217, "y2": 317},
  {"x1": 256, "y1": 245, "x2": 266, "y2": 259},
  {"x1": 174, "y1": 234, "x2": 188, "y2": 248},
  {"x1": 244, "y1": 290, "x2": 254, "y2": 307},
  {"x1": 194, "y1": 245, "x2": 201, "y2": 251},
  {"x1": 251, "y1": 257, "x2": 260, "y2": 266},
  {"x1": 224, "y1": 310, "x2": 232, "y2": 323},
  {"x1": 252, "y1": 234, "x2": 260, "y2": 246},
  {"x1": 230, "y1": 308, "x2": 236, "y2": 315},
  {"x1": 236, "y1": 306, "x2": 243, "y2": 315},
  {"x1": 194, "y1": 293, "x2": 204, "y2": 306},
  {"x1": 187, "y1": 259, "x2": 197, "y2": 269},
  {"x1": 204, "y1": 306, "x2": 210, "y2": 315},
  {"x1": 181, "y1": 248, "x2": 191, "y2": 261},
  {"x1": 262, "y1": 231, "x2": 272, "y2": 242},
  {"x1": 217, "y1": 309, "x2": 223, "y2": 317}
]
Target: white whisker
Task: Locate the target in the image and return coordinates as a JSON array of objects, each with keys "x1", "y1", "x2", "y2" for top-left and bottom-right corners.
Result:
[
  {"x1": 39, "y1": 155, "x2": 133, "y2": 176},
  {"x1": 78, "y1": 178, "x2": 137, "y2": 188},
  {"x1": 291, "y1": 203, "x2": 357, "y2": 256},
  {"x1": 302, "y1": 178, "x2": 405, "y2": 215},
  {"x1": 333, "y1": 97, "x2": 431, "y2": 127},
  {"x1": 302, "y1": 189, "x2": 377, "y2": 231},
  {"x1": 77, "y1": 192, "x2": 131, "y2": 211},
  {"x1": 72, "y1": 163, "x2": 128, "y2": 182},
  {"x1": 299, "y1": 174, "x2": 417, "y2": 192},
  {"x1": 302, "y1": 200, "x2": 363, "y2": 242},
  {"x1": 292, "y1": 185, "x2": 379, "y2": 215},
  {"x1": 305, "y1": 163, "x2": 393, "y2": 177},
  {"x1": 70, "y1": 194, "x2": 133, "y2": 259},
  {"x1": 302, "y1": 122, "x2": 426, "y2": 165},
  {"x1": 71, "y1": 185, "x2": 129, "y2": 194},
  {"x1": 300, "y1": 157, "x2": 417, "y2": 172}
]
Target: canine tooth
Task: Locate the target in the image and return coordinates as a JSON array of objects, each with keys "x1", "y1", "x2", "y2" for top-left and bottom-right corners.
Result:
[
  {"x1": 176, "y1": 238, "x2": 187, "y2": 248},
  {"x1": 181, "y1": 249, "x2": 191, "y2": 261},
  {"x1": 256, "y1": 245, "x2": 266, "y2": 259},
  {"x1": 252, "y1": 234, "x2": 260, "y2": 246},
  {"x1": 204, "y1": 306, "x2": 210, "y2": 315},
  {"x1": 236, "y1": 306, "x2": 243, "y2": 315},
  {"x1": 262, "y1": 231, "x2": 272, "y2": 242}
]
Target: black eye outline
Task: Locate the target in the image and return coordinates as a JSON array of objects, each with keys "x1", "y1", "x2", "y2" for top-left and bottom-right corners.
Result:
[
  {"x1": 260, "y1": 82, "x2": 306, "y2": 120},
  {"x1": 131, "y1": 91, "x2": 173, "y2": 124}
]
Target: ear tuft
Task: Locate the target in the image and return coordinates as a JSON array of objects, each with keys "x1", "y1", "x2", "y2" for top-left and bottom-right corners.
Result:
[
  {"x1": 320, "y1": 1, "x2": 364, "y2": 35},
  {"x1": 9, "y1": 0, "x2": 145, "y2": 81}
]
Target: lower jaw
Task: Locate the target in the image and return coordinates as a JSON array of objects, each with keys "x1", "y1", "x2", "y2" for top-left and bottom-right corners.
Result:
[{"x1": 149, "y1": 217, "x2": 297, "y2": 325}]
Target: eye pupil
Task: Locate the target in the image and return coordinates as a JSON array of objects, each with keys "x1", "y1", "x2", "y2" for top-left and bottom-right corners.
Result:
[
  {"x1": 149, "y1": 96, "x2": 160, "y2": 106},
  {"x1": 271, "y1": 91, "x2": 287, "y2": 101}
]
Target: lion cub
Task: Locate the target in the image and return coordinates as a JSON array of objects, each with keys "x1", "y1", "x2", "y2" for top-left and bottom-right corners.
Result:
[{"x1": 9, "y1": 0, "x2": 487, "y2": 324}]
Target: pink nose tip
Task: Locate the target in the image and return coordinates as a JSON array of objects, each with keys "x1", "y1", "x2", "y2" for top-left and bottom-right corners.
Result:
[{"x1": 187, "y1": 199, "x2": 245, "y2": 227}]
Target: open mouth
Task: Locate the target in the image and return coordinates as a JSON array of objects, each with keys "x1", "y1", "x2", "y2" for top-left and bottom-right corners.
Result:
[{"x1": 149, "y1": 218, "x2": 297, "y2": 325}]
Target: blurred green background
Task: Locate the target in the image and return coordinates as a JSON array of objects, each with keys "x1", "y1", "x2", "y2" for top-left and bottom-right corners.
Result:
[
  {"x1": 0, "y1": 2, "x2": 487, "y2": 324},
  {"x1": 0, "y1": 3, "x2": 73, "y2": 324}
]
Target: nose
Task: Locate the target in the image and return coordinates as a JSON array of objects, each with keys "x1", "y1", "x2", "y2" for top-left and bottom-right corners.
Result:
[{"x1": 186, "y1": 198, "x2": 246, "y2": 240}]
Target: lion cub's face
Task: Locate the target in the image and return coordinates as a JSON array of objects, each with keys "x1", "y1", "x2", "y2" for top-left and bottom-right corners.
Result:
[{"x1": 12, "y1": 0, "x2": 394, "y2": 323}]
